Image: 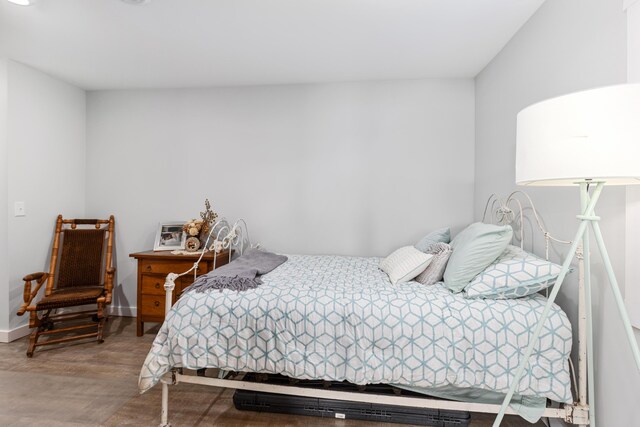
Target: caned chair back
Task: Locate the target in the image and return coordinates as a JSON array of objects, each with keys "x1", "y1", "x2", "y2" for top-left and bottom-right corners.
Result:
[
  {"x1": 57, "y1": 229, "x2": 106, "y2": 289},
  {"x1": 46, "y1": 216, "x2": 115, "y2": 296}
]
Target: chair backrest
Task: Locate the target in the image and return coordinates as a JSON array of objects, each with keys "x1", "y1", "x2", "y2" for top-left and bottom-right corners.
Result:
[
  {"x1": 46, "y1": 216, "x2": 115, "y2": 295},
  {"x1": 57, "y1": 229, "x2": 106, "y2": 289}
]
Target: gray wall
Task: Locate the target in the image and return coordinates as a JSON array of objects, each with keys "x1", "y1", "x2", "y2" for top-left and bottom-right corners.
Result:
[
  {"x1": 474, "y1": 0, "x2": 640, "y2": 424},
  {"x1": 86, "y1": 79, "x2": 475, "y2": 315},
  {"x1": 0, "y1": 60, "x2": 86, "y2": 335},
  {"x1": 0, "y1": 60, "x2": 8, "y2": 333}
]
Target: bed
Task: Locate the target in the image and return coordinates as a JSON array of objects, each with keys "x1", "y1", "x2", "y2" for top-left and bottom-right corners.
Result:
[{"x1": 138, "y1": 194, "x2": 590, "y2": 426}]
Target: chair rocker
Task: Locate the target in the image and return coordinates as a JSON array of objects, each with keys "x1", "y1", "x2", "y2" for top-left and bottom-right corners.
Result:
[{"x1": 17, "y1": 215, "x2": 115, "y2": 357}]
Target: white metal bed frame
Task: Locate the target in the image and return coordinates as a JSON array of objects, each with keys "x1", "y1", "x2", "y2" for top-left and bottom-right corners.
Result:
[{"x1": 156, "y1": 193, "x2": 590, "y2": 426}]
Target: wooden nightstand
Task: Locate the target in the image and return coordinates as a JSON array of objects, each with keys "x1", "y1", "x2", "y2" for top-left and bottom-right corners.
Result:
[{"x1": 129, "y1": 250, "x2": 230, "y2": 336}]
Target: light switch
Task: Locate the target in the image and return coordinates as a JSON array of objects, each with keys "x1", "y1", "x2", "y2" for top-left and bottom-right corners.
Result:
[{"x1": 14, "y1": 201, "x2": 25, "y2": 217}]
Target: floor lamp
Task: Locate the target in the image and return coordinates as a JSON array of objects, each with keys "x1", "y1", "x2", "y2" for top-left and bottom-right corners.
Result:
[{"x1": 492, "y1": 84, "x2": 640, "y2": 427}]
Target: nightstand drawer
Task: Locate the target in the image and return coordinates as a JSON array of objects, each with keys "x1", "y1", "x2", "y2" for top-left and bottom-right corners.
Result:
[
  {"x1": 140, "y1": 259, "x2": 207, "y2": 275},
  {"x1": 140, "y1": 294, "x2": 166, "y2": 317},
  {"x1": 141, "y1": 274, "x2": 167, "y2": 295}
]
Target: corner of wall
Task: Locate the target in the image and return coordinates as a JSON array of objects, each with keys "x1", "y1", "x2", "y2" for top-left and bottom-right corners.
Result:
[{"x1": 0, "y1": 58, "x2": 9, "y2": 332}]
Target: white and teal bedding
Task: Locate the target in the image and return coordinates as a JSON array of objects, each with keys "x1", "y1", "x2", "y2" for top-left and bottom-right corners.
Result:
[{"x1": 139, "y1": 254, "x2": 573, "y2": 408}]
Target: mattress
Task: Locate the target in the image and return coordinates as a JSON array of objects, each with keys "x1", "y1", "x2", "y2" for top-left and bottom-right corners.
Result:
[{"x1": 138, "y1": 255, "x2": 573, "y2": 404}]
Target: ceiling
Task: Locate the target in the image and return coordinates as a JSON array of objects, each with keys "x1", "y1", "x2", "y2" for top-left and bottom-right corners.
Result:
[{"x1": 0, "y1": 0, "x2": 545, "y2": 90}]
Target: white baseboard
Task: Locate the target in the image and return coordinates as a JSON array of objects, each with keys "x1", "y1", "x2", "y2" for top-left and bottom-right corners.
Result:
[
  {"x1": 109, "y1": 305, "x2": 137, "y2": 317},
  {"x1": 0, "y1": 324, "x2": 30, "y2": 343}
]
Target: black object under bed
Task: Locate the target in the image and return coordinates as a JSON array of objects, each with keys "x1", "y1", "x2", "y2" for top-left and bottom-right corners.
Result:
[{"x1": 233, "y1": 373, "x2": 470, "y2": 426}]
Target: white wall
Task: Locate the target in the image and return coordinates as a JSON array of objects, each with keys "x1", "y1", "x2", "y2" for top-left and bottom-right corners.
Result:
[
  {"x1": 86, "y1": 79, "x2": 475, "y2": 314},
  {"x1": 0, "y1": 59, "x2": 8, "y2": 333},
  {"x1": 0, "y1": 60, "x2": 86, "y2": 338},
  {"x1": 475, "y1": 0, "x2": 640, "y2": 425}
]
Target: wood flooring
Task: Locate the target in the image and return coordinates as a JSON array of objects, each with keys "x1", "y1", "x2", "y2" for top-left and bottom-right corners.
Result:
[{"x1": 0, "y1": 317, "x2": 545, "y2": 427}]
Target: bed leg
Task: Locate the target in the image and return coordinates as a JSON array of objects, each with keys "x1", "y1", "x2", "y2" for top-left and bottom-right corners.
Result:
[{"x1": 160, "y1": 381, "x2": 170, "y2": 427}]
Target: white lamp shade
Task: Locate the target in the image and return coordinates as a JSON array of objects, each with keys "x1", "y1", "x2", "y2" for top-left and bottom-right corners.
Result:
[{"x1": 516, "y1": 83, "x2": 640, "y2": 186}]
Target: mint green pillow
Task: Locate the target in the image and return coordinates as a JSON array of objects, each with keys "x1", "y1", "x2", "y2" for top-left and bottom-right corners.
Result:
[
  {"x1": 443, "y1": 222, "x2": 513, "y2": 293},
  {"x1": 414, "y1": 227, "x2": 451, "y2": 253}
]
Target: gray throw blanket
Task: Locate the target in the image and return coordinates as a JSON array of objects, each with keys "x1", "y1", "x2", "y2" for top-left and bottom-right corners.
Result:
[{"x1": 183, "y1": 249, "x2": 288, "y2": 293}]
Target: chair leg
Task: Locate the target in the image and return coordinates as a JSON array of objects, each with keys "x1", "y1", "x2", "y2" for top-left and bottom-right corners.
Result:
[
  {"x1": 97, "y1": 317, "x2": 106, "y2": 343},
  {"x1": 26, "y1": 329, "x2": 39, "y2": 358},
  {"x1": 96, "y1": 302, "x2": 106, "y2": 343},
  {"x1": 26, "y1": 310, "x2": 51, "y2": 357}
]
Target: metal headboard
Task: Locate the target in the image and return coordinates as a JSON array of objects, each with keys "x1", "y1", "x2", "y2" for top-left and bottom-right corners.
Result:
[
  {"x1": 482, "y1": 190, "x2": 571, "y2": 260},
  {"x1": 206, "y1": 217, "x2": 252, "y2": 266},
  {"x1": 163, "y1": 217, "x2": 253, "y2": 291}
]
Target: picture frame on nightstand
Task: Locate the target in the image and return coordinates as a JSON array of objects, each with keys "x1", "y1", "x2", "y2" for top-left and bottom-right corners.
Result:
[{"x1": 153, "y1": 221, "x2": 187, "y2": 251}]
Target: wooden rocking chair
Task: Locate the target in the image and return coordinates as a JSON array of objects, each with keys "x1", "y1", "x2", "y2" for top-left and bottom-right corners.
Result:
[{"x1": 17, "y1": 215, "x2": 115, "y2": 357}]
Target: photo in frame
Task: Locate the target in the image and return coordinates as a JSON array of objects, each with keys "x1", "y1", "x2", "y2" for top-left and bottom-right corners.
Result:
[{"x1": 153, "y1": 222, "x2": 187, "y2": 251}]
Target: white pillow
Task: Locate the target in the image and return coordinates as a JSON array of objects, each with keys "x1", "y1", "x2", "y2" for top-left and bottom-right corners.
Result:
[{"x1": 380, "y1": 246, "x2": 433, "y2": 284}]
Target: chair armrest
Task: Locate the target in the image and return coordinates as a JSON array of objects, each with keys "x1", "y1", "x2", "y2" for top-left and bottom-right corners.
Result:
[
  {"x1": 17, "y1": 272, "x2": 48, "y2": 316},
  {"x1": 23, "y1": 272, "x2": 47, "y2": 282}
]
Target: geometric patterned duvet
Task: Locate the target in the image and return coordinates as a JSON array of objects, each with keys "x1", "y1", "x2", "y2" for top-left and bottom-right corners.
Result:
[{"x1": 138, "y1": 255, "x2": 573, "y2": 404}]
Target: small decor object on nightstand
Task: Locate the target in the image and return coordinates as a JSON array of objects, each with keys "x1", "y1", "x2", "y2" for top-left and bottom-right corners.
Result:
[
  {"x1": 198, "y1": 199, "x2": 219, "y2": 245},
  {"x1": 200, "y1": 198, "x2": 218, "y2": 233},
  {"x1": 185, "y1": 236, "x2": 201, "y2": 252},
  {"x1": 154, "y1": 222, "x2": 186, "y2": 251},
  {"x1": 182, "y1": 219, "x2": 204, "y2": 252},
  {"x1": 178, "y1": 199, "x2": 220, "y2": 253}
]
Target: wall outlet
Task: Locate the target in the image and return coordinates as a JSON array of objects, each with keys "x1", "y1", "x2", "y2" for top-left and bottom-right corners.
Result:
[{"x1": 14, "y1": 201, "x2": 25, "y2": 217}]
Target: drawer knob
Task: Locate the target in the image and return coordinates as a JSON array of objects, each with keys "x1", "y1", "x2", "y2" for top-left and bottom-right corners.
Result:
[
  {"x1": 155, "y1": 283, "x2": 160, "y2": 289},
  {"x1": 146, "y1": 265, "x2": 152, "y2": 272},
  {"x1": 154, "y1": 301, "x2": 160, "y2": 307}
]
